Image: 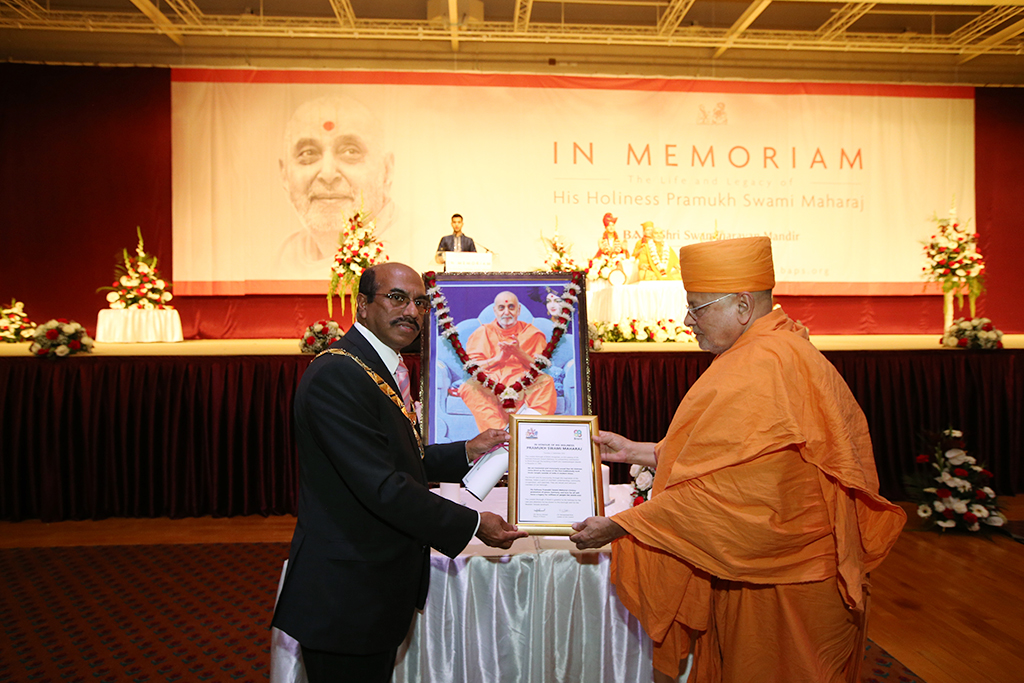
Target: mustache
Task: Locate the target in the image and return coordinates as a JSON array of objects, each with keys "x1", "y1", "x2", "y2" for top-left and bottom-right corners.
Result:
[{"x1": 392, "y1": 316, "x2": 420, "y2": 331}]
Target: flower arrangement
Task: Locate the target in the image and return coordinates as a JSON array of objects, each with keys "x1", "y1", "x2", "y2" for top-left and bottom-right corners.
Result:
[
  {"x1": 905, "y1": 428, "x2": 1006, "y2": 532},
  {"x1": 629, "y1": 464, "x2": 654, "y2": 506},
  {"x1": 588, "y1": 319, "x2": 695, "y2": 349},
  {"x1": 941, "y1": 317, "x2": 1004, "y2": 350},
  {"x1": 922, "y1": 202, "x2": 985, "y2": 322},
  {"x1": 586, "y1": 253, "x2": 627, "y2": 283},
  {"x1": 426, "y1": 271, "x2": 583, "y2": 412},
  {"x1": 29, "y1": 318, "x2": 94, "y2": 358},
  {"x1": 97, "y1": 227, "x2": 173, "y2": 310},
  {"x1": 299, "y1": 319, "x2": 344, "y2": 354},
  {"x1": 1, "y1": 299, "x2": 36, "y2": 343},
  {"x1": 328, "y1": 209, "x2": 388, "y2": 317},
  {"x1": 540, "y1": 232, "x2": 583, "y2": 272}
]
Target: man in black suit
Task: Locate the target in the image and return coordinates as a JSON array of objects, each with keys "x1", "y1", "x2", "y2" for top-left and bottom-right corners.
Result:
[
  {"x1": 435, "y1": 213, "x2": 477, "y2": 266},
  {"x1": 272, "y1": 262, "x2": 525, "y2": 683}
]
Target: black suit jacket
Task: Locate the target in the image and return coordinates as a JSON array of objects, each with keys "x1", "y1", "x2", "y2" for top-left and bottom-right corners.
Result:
[
  {"x1": 436, "y1": 233, "x2": 476, "y2": 253},
  {"x1": 272, "y1": 327, "x2": 478, "y2": 654}
]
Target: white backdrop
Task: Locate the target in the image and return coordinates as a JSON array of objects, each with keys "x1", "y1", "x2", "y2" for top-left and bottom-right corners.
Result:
[{"x1": 171, "y1": 70, "x2": 974, "y2": 296}]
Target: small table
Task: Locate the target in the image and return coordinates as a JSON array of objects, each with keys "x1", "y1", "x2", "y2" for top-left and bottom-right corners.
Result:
[
  {"x1": 95, "y1": 309, "x2": 184, "y2": 343},
  {"x1": 270, "y1": 484, "x2": 653, "y2": 683},
  {"x1": 587, "y1": 281, "x2": 687, "y2": 324}
]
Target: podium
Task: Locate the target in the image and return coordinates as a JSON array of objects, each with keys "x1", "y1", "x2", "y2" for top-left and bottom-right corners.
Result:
[{"x1": 444, "y1": 251, "x2": 492, "y2": 272}]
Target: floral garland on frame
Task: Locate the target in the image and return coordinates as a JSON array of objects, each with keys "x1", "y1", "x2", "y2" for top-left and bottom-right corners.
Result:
[{"x1": 425, "y1": 271, "x2": 584, "y2": 411}]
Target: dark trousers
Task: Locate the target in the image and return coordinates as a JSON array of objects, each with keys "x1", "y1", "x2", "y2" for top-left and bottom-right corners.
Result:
[{"x1": 300, "y1": 645, "x2": 398, "y2": 683}]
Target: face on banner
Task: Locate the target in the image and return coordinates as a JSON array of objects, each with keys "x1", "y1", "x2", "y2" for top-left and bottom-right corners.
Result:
[{"x1": 279, "y1": 96, "x2": 394, "y2": 261}]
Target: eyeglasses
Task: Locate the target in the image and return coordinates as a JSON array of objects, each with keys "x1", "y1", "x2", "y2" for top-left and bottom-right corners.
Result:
[
  {"x1": 382, "y1": 290, "x2": 431, "y2": 312},
  {"x1": 684, "y1": 293, "x2": 736, "y2": 320}
]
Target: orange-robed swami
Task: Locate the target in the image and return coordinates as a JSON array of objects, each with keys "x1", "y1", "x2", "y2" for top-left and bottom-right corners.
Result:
[
  {"x1": 610, "y1": 308, "x2": 906, "y2": 682},
  {"x1": 458, "y1": 319, "x2": 557, "y2": 430}
]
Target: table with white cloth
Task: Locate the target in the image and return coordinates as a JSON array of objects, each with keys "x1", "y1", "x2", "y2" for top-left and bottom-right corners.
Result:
[
  {"x1": 95, "y1": 308, "x2": 184, "y2": 342},
  {"x1": 270, "y1": 483, "x2": 653, "y2": 683},
  {"x1": 587, "y1": 281, "x2": 686, "y2": 323}
]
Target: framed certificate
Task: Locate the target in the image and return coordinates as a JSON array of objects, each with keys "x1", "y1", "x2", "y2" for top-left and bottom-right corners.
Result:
[{"x1": 507, "y1": 414, "x2": 603, "y2": 535}]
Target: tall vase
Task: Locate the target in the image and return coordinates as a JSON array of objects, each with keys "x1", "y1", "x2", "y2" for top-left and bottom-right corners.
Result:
[{"x1": 942, "y1": 290, "x2": 954, "y2": 331}]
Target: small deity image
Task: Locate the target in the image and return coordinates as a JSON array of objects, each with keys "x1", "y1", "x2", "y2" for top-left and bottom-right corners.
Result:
[
  {"x1": 588, "y1": 213, "x2": 629, "y2": 285},
  {"x1": 632, "y1": 221, "x2": 680, "y2": 281}
]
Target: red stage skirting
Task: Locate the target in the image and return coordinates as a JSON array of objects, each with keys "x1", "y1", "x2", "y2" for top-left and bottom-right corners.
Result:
[{"x1": 1, "y1": 348, "x2": 1021, "y2": 522}]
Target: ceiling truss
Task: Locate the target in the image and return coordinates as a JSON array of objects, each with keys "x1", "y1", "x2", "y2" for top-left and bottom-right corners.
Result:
[{"x1": 2, "y1": 0, "x2": 1023, "y2": 66}]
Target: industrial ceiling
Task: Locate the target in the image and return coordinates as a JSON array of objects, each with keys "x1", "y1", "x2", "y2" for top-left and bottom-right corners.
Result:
[{"x1": 2, "y1": 0, "x2": 1023, "y2": 84}]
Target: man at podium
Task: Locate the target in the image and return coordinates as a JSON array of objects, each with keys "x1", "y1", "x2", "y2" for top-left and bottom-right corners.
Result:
[{"x1": 435, "y1": 213, "x2": 477, "y2": 265}]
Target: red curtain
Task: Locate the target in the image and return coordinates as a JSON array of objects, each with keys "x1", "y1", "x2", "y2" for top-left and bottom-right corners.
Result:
[
  {"x1": 2, "y1": 350, "x2": 1020, "y2": 521},
  {"x1": 2, "y1": 63, "x2": 1022, "y2": 338}
]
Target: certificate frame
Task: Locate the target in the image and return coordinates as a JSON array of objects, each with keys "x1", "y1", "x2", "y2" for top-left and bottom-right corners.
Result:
[
  {"x1": 420, "y1": 271, "x2": 591, "y2": 447},
  {"x1": 507, "y1": 414, "x2": 603, "y2": 536}
]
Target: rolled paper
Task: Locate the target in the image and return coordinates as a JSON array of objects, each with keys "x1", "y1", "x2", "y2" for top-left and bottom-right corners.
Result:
[
  {"x1": 439, "y1": 482, "x2": 461, "y2": 504},
  {"x1": 462, "y1": 445, "x2": 510, "y2": 501}
]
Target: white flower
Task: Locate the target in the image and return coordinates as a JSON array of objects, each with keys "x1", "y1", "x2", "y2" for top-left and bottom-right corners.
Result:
[
  {"x1": 161, "y1": 292, "x2": 173, "y2": 303},
  {"x1": 156, "y1": 279, "x2": 165, "y2": 288},
  {"x1": 943, "y1": 336, "x2": 959, "y2": 347},
  {"x1": 982, "y1": 486, "x2": 995, "y2": 498},
  {"x1": 119, "y1": 275, "x2": 131, "y2": 286},
  {"x1": 932, "y1": 500, "x2": 946, "y2": 512},
  {"x1": 969, "y1": 504, "x2": 990, "y2": 519},
  {"x1": 634, "y1": 469, "x2": 654, "y2": 491},
  {"x1": 983, "y1": 514, "x2": 1005, "y2": 527},
  {"x1": 949, "y1": 498, "x2": 969, "y2": 514},
  {"x1": 629, "y1": 464, "x2": 642, "y2": 478},
  {"x1": 936, "y1": 519, "x2": 956, "y2": 528},
  {"x1": 967, "y1": 522, "x2": 980, "y2": 532},
  {"x1": 138, "y1": 263, "x2": 151, "y2": 274},
  {"x1": 945, "y1": 448, "x2": 969, "y2": 465},
  {"x1": 916, "y1": 504, "x2": 932, "y2": 518},
  {"x1": 29, "y1": 342, "x2": 40, "y2": 353},
  {"x1": 106, "y1": 292, "x2": 120, "y2": 303},
  {"x1": 55, "y1": 344, "x2": 70, "y2": 357}
]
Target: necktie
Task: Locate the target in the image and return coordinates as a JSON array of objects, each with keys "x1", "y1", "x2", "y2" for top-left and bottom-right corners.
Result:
[{"x1": 396, "y1": 358, "x2": 413, "y2": 411}]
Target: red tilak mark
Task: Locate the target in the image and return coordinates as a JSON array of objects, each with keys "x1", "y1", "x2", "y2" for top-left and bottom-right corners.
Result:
[{"x1": 323, "y1": 121, "x2": 335, "y2": 131}]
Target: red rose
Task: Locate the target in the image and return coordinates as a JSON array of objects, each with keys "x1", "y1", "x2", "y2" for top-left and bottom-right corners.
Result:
[
  {"x1": 981, "y1": 468, "x2": 993, "y2": 477},
  {"x1": 982, "y1": 323, "x2": 993, "y2": 331},
  {"x1": 305, "y1": 336, "x2": 315, "y2": 345},
  {"x1": 943, "y1": 509, "x2": 955, "y2": 519},
  {"x1": 484, "y1": 378, "x2": 495, "y2": 389},
  {"x1": 936, "y1": 488, "x2": 952, "y2": 498},
  {"x1": 915, "y1": 454, "x2": 930, "y2": 464},
  {"x1": 476, "y1": 372, "x2": 486, "y2": 382},
  {"x1": 964, "y1": 512, "x2": 978, "y2": 523},
  {"x1": 957, "y1": 338, "x2": 969, "y2": 347},
  {"x1": 46, "y1": 328, "x2": 59, "y2": 340},
  {"x1": 997, "y1": 341, "x2": 1004, "y2": 348},
  {"x1": 502, "y1": 399, "x2": 516, "y2": 410},
  {"x1": 37, "y1": 347, "x2": 49, "y2": 355},
  {"x1": 512, "y1": 382, "x2": 523, "y2": 392},
  {"x1": 633, "y1": 496, "x2": 645, "y2": 507},
  {"x1": 954, "y1": 468, "x2": 969, "y2": 478},
  {"x1": 57, "y1": 318, "x2": 68, "y2": 323},
  {"x1": 976, "y1": 490, "x2": 988, "y2": 500},
  {"x1": 68, "y1": 340, "x2": 81, "y2": 350},
  {"x1": 494, "y1": 383, "x2": 506, "y2": 394}
]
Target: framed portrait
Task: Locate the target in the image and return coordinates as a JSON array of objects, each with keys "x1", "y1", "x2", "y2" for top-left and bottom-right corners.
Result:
[
  {"x1": 507, "y1": 414, "x2": 604, "y2": 535},
  {"x1": 421, "y1": 271, "x2": 591, "y2": 447}
]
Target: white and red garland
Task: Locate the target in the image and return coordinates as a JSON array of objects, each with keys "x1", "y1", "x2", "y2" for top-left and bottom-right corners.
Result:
[{"x1": 424, "y1": 272, "x2": 584, "y2": 412}]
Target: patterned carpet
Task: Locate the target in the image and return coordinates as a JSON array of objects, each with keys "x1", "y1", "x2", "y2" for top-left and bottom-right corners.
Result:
[{"x1": 0, "y1": 543, "x2": 924, "y2": 682}]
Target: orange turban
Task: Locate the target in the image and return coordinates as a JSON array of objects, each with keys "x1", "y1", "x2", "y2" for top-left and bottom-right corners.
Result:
[{"x1": 678, "y1": 236, "x2": 775, "y2": 292}]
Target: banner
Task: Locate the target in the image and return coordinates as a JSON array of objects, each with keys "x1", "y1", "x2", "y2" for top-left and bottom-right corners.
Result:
[{"x1": 171, "y1": 70, "x2": 974, "y2": 295}]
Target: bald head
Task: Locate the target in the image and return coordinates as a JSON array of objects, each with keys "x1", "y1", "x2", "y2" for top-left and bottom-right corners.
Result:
[
  {"x1": 493, "y1": 291, "x2": 521, "y2": 329},
  {"x1": 279, "y1": 96, "x2": 394, "y2": 250}
]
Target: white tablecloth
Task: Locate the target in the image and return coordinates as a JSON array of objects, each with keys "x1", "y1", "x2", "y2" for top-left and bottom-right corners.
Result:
[
  {"x1": 270, "y1": 484, "x2": 654, "y2": 683},
  {"x1": 588, "y1": 281, "x2": 687, "y2": 323},
  {"x1": 95, "y1": 308, "x2": 184, "y2": 343}
]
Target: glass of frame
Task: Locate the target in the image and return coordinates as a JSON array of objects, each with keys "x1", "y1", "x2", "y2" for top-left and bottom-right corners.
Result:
[
  {"x1": 507, "y1": 414, "x2": 604, "y2": 535},
  {"x1": 421, "y1": 271, "x2": 591, "y2": 447}
]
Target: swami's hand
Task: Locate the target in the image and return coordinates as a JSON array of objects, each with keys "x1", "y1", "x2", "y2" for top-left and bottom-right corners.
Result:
[
  {"x1": 569, "y1": 516, "x2": 628, "y2": 550},
  {"x1": 466, "y1": 429, "x2": 509, "y2": 462},
  {"x1": 593, "y1": 430, "x2": 658, "y2": 468},
  {"x1": 476, "y1": 512, "x2": 528, "y2": 549}
]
